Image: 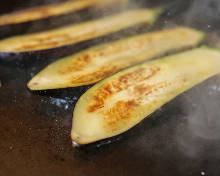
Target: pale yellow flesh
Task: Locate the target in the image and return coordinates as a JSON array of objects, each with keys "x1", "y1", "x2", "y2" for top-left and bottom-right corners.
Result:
[
  {"x1": 71, "y1": 47, "x2": 220, "y2": 145},
  {"x1": 28, "y1": 27, "x2": 204, "y2": 90},
  {"x1": 0, "y1": 0, "x2": 127, "y2": 26},
  {"x1": 0, "y1": 8, "x2": 160, "y2": 52}
]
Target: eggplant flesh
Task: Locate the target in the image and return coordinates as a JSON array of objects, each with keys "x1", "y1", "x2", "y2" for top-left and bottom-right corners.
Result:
[
  {"x1": 0, "y1": 0, "x2": 127, "y2": 26},
  {"x1": 28, "y1": 27, "x2": 204, "y2": 90},
  {"x1": 71, "y1": 47, "x2": 220, "y2": 145},
  {"x1": 0, "y1": 8, "x2": 160, "y2": 52}
]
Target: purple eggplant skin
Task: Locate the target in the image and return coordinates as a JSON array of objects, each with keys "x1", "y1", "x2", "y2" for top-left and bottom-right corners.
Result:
[{"x1": 0, "y1": 22, "x2": 151, "y2": 67}]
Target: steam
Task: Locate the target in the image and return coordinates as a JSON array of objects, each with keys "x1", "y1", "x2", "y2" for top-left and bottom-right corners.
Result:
[
  {"x1": 176, "y1": 75, "x2": 220, "y2": 157},
  {"x1": 187, "y1": 77, "x2": 220, "y2": 140},
  {"x1": 206, "y1": 32, "x2": 220, "y2": 48},
  {"x1": 170, "y1": 0, "x2": 220, "y2": 158},
  {"x1": 183, "y1": 0, "x2": 220, "y2": 30}
]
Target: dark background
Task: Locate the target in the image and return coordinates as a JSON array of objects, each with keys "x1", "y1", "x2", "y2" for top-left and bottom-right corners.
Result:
[
  {"x1": 0, "y1": 0, "x2": 65, "y2": 15},
  {"x1": 1, "y1": 0, "x2": 220, "y2": 176}
]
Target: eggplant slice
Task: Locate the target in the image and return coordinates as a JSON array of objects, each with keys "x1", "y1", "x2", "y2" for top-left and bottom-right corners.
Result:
[
  {"x1": 0, "y1": 8, "x2": 161, "y2": 52},
  {"x1": 0, "y1": 0, "x2": 127, "y2": 26},
  {"x1": 28, "y1": 27, "x2": 204, "y2": 90},
  {"x1": 71, "y1": 47, "x2": 220, "y2": 145}
]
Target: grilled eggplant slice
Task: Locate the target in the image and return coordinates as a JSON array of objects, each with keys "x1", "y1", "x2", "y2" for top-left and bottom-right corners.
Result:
[
  {"x1": 0, "y1": 0, "x2": 128, "y2": 39},
  {"x1": 0, "y1": 8, "x2": 161, "y2": 52},
  {"x1": 71, "y1": 47, "x2": 220, "y2": 145},
  {"x1": 0, "y1": 0, "x2": 127, "y2": 26},
  {"x1": 28, "y1": 27, "x2": 204, "y2": 90}
]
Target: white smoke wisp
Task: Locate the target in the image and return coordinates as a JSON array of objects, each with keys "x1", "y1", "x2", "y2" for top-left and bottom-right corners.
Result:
[{"x1": 175, "y1": 75, "x2": 220, "y2": 158}]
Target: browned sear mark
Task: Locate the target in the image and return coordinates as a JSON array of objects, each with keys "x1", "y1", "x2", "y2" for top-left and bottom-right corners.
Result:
[
  {"x1": 16, "y1": 33, "x2": 75, "y2": 51},
  {"x1": 71, "y1": 65, "x2": 119, "y2": 85},
  {"x1": 87, "y1": 84, "x2": 114, "y2": 113},
  {"x1": 88, "y1": 66, "x2": 161, "y2": 113},
  {"x1": 103, "y1": 100, "x2": 139, "y2": 132},
  {"x1": 0, "y1": 5, "x2": 56, "y2": 25},
  {"x1": 0, "y1": 0, "x2": 101, "y2": 26},
  {"x1": 119, "y1": 67, "x2": 160, "y2": 85},
  {"x1": 59, "y1": 54, "x2": 93, "y2": 74},
  {"x1": 134, "y1": 84, "x2": 154, "y2": 95},
  {"x1": 112, "y1": 67, "x2": 161, "y2": 92},
  {"x1": 15, "y1": 28, "x2": 100, "y2": 51},
  {"x1": 32, "y1": 82, "x2": 39, "y2": 86}
]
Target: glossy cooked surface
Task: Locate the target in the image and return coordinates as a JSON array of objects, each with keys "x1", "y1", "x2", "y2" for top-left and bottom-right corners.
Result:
[
  {"x1": 0, "y1": 8, "x2": 160, "y2": 52},
  {"x1": 0, "y1": 0, "x2": 127, "y2": 26},
  {"x1": 28, "y1": 27, "x2": 204, "y2": 90},
  {"x1": 1, "y1": 0, "x2": 220, "y2": 176},
  {"x1": 71, "y1": 47, "x2": 220, "y2": 144}
]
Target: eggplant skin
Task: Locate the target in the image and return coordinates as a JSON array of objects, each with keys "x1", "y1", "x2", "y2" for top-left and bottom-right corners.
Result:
[
  {"x1": 27, "y1": 27, "x2": 204, "y2": 90},
  {"x1": 0, "y1": 0, "x2": 127, "y2": 26},
  {"x1": 0, "y1": 23, "x2": 151, "y2": 66},
  {"x1": 0, "y1": 8, "x2": 161, "y2": 53},
  {"x1": 0, "y1": 1, "x2": 128, "y2": 39},
  {"x1": 71, "y1": 47, "x2": 220, "y2": 145}
]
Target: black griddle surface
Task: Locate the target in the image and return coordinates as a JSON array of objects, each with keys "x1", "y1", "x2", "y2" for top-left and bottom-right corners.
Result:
[{"x1": 1, "y1": 0, "x2": 220, "y2": 176}]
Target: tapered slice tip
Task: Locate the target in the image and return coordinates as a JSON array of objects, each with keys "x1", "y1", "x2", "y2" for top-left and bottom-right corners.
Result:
[
  {"x1": 28, "y1": 74, "x2": 55, "y2": 90},
  {"x1": 72, "y1": 140, "x2": 81, "y2": 148},
  {"x1": 71, "y1": 132, "x2": 88, "y2": 145},
  {"x1": 71, "y1": 47, "x2": 220, "y2": 145},
  {"x1": 27, "y1": 27, "x2": 205, "y2": 90}
]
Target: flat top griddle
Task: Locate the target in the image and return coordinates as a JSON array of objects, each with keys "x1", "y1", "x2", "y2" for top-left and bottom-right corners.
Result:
[{"x1": 1, "y1": 0, "x2": 220, "y2": 176}]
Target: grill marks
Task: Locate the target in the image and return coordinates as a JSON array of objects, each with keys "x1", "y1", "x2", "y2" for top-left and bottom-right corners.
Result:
[
  {"x1": 0, "y1": 9, "x2": 157, "y2": 52},
  {"x1": 0, "y1": 0, "x2": 126, "y2": 26},
  {"x1": 56, "y1": 38, "x2": 152, "y2": 83},
  {"x1": 87, "y1": 67, "x2": 161, "y2": 113},
  {"x1": 69, "y1": 65, "x2": 119, "y2": 85},
  {"x1": 0, "y1": 0, "x2": 97, "y2": 26},
  {"x1": 58, "y1": 50, "x2": 107, "y2": 75},
  {"x1": 58, "y1": 54, "x2": 93, "y2": 74},
  {"x1": 26, "y1": 27, "x2": 204, "y2": 90},
  {"x1": 71, "y1": 48, "x2": 220, "y2": 144},
  {"x1": 118, "y1": 67, "x2": 161, "y2": 86},
  {"x1": 14, "y1": 30, "x2": 99, "y2": 51},
  {"x1": 103, "y1": 100, "x2": 139, "y2": 132},
  {"x1": 134, "y1": 83, "x2": 155, "y2": 96},
  {"x1": 101, "y1": 81, "x2": 175, "y2": 132},
  {"x1": 87, "y1": 82, "x2": 115, "y2": 113},
  {"x1": 86, "y1": 66, "x2": 189, "y2": 132}
]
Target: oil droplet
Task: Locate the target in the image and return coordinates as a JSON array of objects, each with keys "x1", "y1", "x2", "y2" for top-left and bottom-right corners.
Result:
[
  {"x1": 201, "y1": 171, "x2": 205, "y2": 176},
  {"x1": 72, "y1": 141, "x2": 80, "y2": 147}
]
